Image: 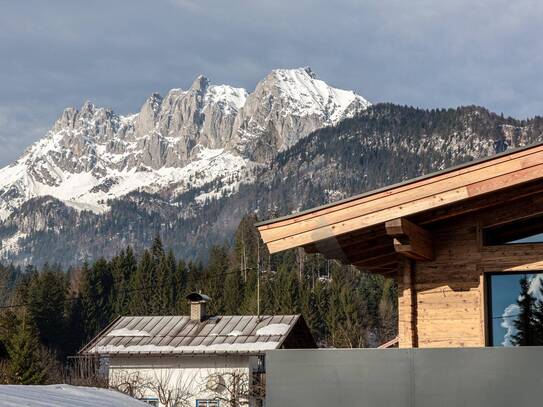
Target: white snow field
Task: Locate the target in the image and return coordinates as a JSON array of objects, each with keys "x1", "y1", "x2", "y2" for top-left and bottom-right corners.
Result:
[{"x1": 0, "y1": 384, "x2": 147, "y2": 407}]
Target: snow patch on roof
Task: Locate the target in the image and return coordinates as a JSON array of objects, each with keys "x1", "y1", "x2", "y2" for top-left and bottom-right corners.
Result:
[
  {"x1": 256, "y1": 323, "x2": 291, "y2": 336},
  {"x1": 108, "y1": 328, "x2": 151, "y2": 337},
  {"x1": 90, "y1": 341, "x2": 280, "y2": 355}
]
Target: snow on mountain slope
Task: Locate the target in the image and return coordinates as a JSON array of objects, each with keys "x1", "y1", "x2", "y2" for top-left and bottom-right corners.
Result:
[
  {"x1": 270, "y1": 68, "x2": 368, "y2": 123},
  {"x1": 0, "y1": 143, "x2": 253, "y2": 218},
  {"x1": 231, "y1": 67, "x2": 370, "y2": 156},
  {"x1": 0, "y1": 68, "x2": 370, "y2": 222}
]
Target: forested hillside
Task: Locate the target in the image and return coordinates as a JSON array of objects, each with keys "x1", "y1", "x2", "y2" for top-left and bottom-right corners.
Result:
[
  {"x1": 3, "y1": 104, "x2": 543, "y2": 267},
  {"x1": 0, "y1": 215, "x2": 396, "y2": 384}
]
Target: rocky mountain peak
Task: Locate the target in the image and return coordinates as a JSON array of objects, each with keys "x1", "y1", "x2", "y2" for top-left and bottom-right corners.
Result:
[
  {"x1": 302, "y1": 66, "x2": 317, "y2": 79},
  {"x1": 230, "y1": 67, "x2": 371, "y2": 160},
  {"x1": 190, "y1": 75, "x2": 210, "y2": 92},
  {"x1": 81, "y1": 100, "x2": 95, "y2": 112},
  {"x1": 0, "y1": 68, "x2": 370, "y2": 225}
]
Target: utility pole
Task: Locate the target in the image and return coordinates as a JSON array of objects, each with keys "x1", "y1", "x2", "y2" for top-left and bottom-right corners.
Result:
[{"x1": 241, "y1": 227, "x2": 247, "y2": 283}]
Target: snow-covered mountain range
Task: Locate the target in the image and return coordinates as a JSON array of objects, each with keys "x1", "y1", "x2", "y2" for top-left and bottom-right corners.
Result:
[
  {"x1": 0, "y1": 67, "x2": 369, "y2": 221},
  {"x1": 2, "y1": 68, "x2": 543, "y2": 267}
]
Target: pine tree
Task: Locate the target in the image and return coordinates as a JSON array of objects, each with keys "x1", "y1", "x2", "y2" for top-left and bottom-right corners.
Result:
[
  {"x1": 531, "y1": 276, "x2": 543, "y2": 346},
  {"x1": 151, "y1": 233, "x2": 165, "y2": 265},
  {"x1": 175, "y1": 260, "x2": 189, "y2": 314},
  {"x1": 377, "y1": 277, "x2": 398, "y2": 343},
  {"x1": 26, "y1": 270, "x2": 68, "y2": 354},
  {"x1": 128, "y1": 250, "x2": 155, "y2": 315},
  {"x1": 111, "y1": 247, "x2": 137, "y2": 316},
  {"x1": 65, "y1": 295, "x2": 86, "y2": 356},
  {"x1": 6, "y1": 317, "x2": 46, "y2": 385},
  {"x1": 311, "y1": 280, "x2": 329, "y2": 344},
  {"x1": 205, "y1": 245, "x2": 229, "y2": 315},
  {"x1": 81, "y1": 259, "x2": 113, "y2": 339},
  {"x1": 511, "y1": 277, "x2": 537, "y2": 346},
  {"x1": 155, "y1": 250, "x2": 177, "y2": 314},
  {"x1": 224, "y1": 270, "x2": 243, "y2": 315}
]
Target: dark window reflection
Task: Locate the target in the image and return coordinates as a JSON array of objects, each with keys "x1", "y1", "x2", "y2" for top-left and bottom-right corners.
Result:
[{"x1": 484, "y1": 214, "x2": 543, "y2": 245}]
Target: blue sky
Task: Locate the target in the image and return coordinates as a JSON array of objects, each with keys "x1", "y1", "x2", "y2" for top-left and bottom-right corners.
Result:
[{"x1": 1, "y1": 0, "x2": 542, "y2": 166}]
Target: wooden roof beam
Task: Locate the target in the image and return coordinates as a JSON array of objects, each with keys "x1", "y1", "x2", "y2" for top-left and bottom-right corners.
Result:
[{"x1": 385, "y1": 217, "x2": 434, "y2": 261}]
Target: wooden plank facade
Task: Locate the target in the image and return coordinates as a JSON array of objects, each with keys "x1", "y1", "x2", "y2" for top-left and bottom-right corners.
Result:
[{"x1": 257, "y1": 143, "x2": 543, "y2": 348}]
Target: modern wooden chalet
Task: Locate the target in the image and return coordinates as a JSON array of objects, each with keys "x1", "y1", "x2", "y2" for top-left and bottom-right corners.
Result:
[{"x1": 257, "y1": 142, "x2": 543, "y2": 348}]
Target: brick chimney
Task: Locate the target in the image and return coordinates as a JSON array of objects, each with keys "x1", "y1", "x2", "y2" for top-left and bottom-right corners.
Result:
[{"x1": 186, "y1": 292, "x2": 211, "y2": 322}]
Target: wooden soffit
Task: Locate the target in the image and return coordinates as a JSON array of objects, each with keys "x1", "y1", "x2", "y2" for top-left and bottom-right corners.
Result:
[{"x1": 257, "y1": 143, "x2": 543, "y2": 254}]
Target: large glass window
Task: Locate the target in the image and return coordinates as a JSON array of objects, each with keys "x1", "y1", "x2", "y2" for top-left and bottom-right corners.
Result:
[{"x1": 488, "y1": 272, "x2": 543, "y2": 346}]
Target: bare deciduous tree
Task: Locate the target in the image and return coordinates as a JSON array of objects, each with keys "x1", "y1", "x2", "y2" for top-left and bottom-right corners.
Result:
[
  {"x1": 110, "y1": 368, "x2": 198, "y2": 407},
  {"x1": 63, "y1": 355, "x2": 108, "y2": 388},
  {"x1": 147, "y1": 369, "x2": 197, "y2": 407},
  {"x1": 204, "y1": 369, "x2": 265, "y2": 407},
  {"x1": 109, "y1": 369, "x2": 152, "y2": 400}
]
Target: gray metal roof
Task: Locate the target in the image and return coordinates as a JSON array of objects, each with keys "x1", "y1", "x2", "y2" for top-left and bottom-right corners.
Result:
[{"x1": 80, "y1": 315, "x2": 300, "y2": 356}]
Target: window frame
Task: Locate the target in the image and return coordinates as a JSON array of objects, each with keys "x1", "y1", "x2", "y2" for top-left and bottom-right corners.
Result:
[
  {"x1": 196, "y1": 400, "x2": 220, "y2": 407},
  {"x1": 485, "y1": 270, "x2": 543, "y2": 347}
]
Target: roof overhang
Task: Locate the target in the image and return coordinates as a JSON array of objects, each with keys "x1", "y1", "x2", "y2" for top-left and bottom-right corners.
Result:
[{"x1": 257, "y1": 142, "x2": 543, "y2": 273}]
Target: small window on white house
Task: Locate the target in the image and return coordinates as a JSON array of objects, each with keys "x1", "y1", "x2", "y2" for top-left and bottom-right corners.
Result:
[
  {"x1": 140, "y1": 398, "x2": 159, "y2": 407},
  {"x1": 196, "y1": 400, "x2": 220, "y2": 407},
  {"x1": 483, "y1": 214, "x2": 543, "y2": 245}
]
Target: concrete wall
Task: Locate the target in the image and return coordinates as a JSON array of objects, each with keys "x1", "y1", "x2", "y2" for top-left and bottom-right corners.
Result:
[{"x1": 266, "y1": 348, "x2": 543, "y2": 407}]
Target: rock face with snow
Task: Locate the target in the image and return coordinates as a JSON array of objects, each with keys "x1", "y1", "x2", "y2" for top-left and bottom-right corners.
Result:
[
  {"x1": 231, "y1": 67, "x2": 369, "y2": 161},
  {"x1": 0, "y1": 67, "x2": 369, "y2": 221}
]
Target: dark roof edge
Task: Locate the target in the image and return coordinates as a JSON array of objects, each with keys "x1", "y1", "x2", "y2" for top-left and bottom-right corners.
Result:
[
  {"x1": 255, "y1": 141, "x2": 543, "y2": 227},
  {"x1": 276, "y1": 314, "x2": 301, "y2": 348},
  {"x1": 78, "y1": 315, "x2": 122, "y2": 355}
]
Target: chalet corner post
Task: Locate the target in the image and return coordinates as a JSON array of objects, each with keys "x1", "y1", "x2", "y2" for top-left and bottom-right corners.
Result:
[{"x1": 398, "y1": 258, "x2": 418, "y2": 348}]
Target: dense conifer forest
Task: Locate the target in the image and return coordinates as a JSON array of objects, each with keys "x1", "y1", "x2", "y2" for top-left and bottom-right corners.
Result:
[{"x1": 0, "y1": 215, "x2": 397, "y2": 384}]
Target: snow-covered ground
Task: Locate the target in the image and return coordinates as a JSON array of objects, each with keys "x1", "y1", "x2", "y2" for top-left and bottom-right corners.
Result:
[{"x1": 0, "y1": 384, "x2": 147, "y2": 407}]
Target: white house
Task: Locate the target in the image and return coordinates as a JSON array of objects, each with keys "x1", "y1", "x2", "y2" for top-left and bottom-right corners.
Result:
[{"x1": 79, "y1": 293, "x2": 316, "y2": 407}]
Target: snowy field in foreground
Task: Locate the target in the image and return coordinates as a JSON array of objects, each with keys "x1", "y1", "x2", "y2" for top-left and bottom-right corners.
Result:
[{"x1": 0, "y1": 384, "x2": 146, "y2": 407}]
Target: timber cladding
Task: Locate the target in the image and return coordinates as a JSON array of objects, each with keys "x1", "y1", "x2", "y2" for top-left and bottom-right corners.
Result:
[{"x1": 406, "y1": 194, "x2": 543, "y2": 348}]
